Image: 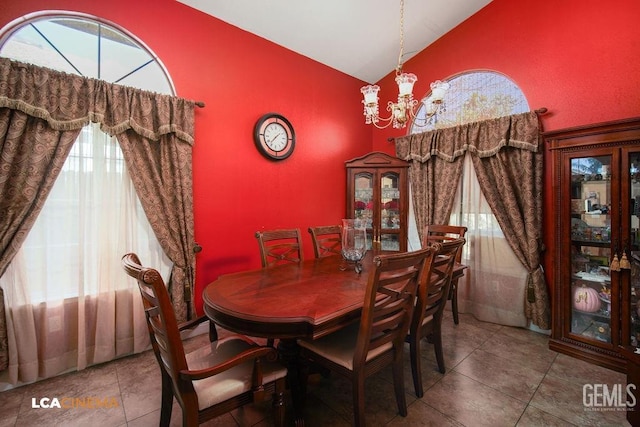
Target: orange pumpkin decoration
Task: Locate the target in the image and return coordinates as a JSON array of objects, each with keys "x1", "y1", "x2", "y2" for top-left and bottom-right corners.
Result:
[{"x1": 573, "y1": 285, "x2": 601, "y2": 312}]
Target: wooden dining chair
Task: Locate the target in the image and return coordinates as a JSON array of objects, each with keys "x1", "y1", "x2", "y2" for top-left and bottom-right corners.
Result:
[
  {"x1": 308, "y1": 225, "x2": 342, "y2": 258},
  {"x1": 255, "y1": 228, "x2": 303, "y2": 268},
  {"x1": 255, "y1": 228, "x2": 303, "y2": 347},
  {"x1": 121, "y1": 253, "x2": 287, "y2": 427},
  {"x1": 407, "y1": 238, "x2": 466, "y2": 397},
  {"x1": 297, "y1": 247, "x2": 437, "y2": 426},
  {"x1": 422, "y1": 224, "x2": 468, "y2": 325}
]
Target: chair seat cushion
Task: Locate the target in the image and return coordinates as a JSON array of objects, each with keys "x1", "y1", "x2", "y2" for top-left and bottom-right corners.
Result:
[
  {"x1": 187, "y1": 337, "x2": 287, "y2": 410},
  {"x1": 297, "y1": 323, "x2": 392, "y2": 371}
]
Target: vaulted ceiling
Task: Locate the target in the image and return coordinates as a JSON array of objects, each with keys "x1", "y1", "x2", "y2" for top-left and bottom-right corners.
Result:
[{"x1": 177, "y1": 0, "x2": 492, "y2": 84}]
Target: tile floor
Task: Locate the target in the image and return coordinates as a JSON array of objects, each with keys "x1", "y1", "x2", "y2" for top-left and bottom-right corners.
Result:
[{"x1": 0, "y1": 312, "x2": 632, "y2": 426}]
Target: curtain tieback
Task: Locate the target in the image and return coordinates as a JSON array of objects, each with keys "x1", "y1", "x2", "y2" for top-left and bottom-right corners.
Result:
[
  {"x1": 169, "y1": 263, "x2": 194, "y2": 303},
  {"x1": 526, "y1": 265, "x2": 543, "y2": 303}
]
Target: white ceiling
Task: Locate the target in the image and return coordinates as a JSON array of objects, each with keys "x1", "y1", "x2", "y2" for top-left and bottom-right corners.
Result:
[{"x1": 177, "y1": 0, "x2": 492, "y2": 84}]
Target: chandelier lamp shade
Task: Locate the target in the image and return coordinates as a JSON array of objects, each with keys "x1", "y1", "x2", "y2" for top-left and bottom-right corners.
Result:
[{"x1": 360, "y1": 0, "x2": 449, "y2": 129}]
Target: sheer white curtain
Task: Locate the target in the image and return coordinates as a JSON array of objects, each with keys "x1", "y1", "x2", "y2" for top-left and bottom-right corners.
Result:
[
  {"x1": 0, "y1": 123, "x2": 171, "y2": 386},
  {"x1": 450, "y1": 155, "x2": 528, "y2": 327}
]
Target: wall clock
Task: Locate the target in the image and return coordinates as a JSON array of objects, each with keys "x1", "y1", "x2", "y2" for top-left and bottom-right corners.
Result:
[{"x1": 253, "y1": 113, "x2": 296, "y2": 161}]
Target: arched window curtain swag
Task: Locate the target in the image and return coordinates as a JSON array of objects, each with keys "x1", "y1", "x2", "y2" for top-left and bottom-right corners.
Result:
[
  {"x1": 0, "y1": 57, "x2": 200, "y2": 371},
  {"x1": 394, "y1": 111, "x2": 551, "y2": 330},
  {"x1": 394, "y1": 111, "x2": 540, "y2": 163}
]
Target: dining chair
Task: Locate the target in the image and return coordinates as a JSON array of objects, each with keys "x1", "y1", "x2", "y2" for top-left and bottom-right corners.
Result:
[
  {"x1": 255, "y1": 228, "x2": 303, "y2": 347},
  {"x1": 308, "y1": 225, "x2": 342, "y2": 258},
  {"x1": 121, "y1": 253, "x2": 287, "y2": 427},
  {"x1": 407, "y1": 238, "x2": 466, "y2": 398},
  {"x1": 422, "y1": 224, "x2": 468, "y2": 325},
  {"x1": 255, "y1": 228, "x2": 303, "y2": 268},
  {"x1": 297, "y1": 247, "x2": 437, "y2": 426}
]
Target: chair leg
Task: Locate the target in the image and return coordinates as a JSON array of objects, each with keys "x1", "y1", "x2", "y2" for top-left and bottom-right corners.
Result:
[
  {"x1": 392, "y1": 357, "x2": 408, "y2": 417},
  {"x1": 159, "y1": 371, "x2": 173, "y2": 427},
  {"x1": 182, "y1": 398, "x2": 200, "y2": 427},
  {"x1": 208, "y1": 321, "x2": 218, "y2": 342},
  {"x1": 431, "y1": 328, "x2": 446, "y2": 374},
  {"x1": 352, "y1": 375, "x2": 366, "y2": 427},
  {"x1": 409, "y1": 336, "x2": 424, "y2": 398},
  {"x1": 450, "y1": 278, "x2": 460, "y2": 325},
  {"x1": 272, "y1": 378, "x2": 286, "y2": 427}
]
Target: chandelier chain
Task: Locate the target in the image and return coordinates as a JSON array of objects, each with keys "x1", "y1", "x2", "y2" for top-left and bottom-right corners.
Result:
[{"x1": 397, "y1": 0, "x2": 405, "y2": 74}]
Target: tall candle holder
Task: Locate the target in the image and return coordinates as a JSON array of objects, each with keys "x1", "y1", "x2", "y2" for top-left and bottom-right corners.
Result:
[{"x1": 341, "y1": 218, "x2": 367, "y2": 273}]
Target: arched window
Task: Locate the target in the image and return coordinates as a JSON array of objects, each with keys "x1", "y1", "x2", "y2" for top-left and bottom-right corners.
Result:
[
  {"x1": 411, "y1": 70, "x2": 529, "y2": 133},
  {"x1": 0, "y1": 11, "x2": 173, "y2": 92},
  {"x1": 0, "y1": 12, "x2": 174, "y2": 383}
]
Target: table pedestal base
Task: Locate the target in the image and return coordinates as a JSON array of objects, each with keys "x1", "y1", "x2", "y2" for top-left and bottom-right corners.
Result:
[{"x1": 277, "y1": 338, "x2": 306, "y2": 426}]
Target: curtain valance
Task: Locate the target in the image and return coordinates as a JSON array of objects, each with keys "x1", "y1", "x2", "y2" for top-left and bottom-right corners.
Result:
[
  {"x1": 0, "y1": 57, "x2": 196, "y2": 144},
  {"x1": 395, "y1": 111, "x2": 540, "y2": 163}
]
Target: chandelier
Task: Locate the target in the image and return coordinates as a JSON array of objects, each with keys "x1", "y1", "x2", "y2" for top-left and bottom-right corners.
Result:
[{"x1": 360, "y1": 0, "x2": 449, "y2": 129}]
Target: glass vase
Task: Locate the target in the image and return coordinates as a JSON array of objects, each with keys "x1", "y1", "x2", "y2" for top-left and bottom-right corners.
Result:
[{"x1": 341, "y1": 218, "x2": 367, "y2": 273}]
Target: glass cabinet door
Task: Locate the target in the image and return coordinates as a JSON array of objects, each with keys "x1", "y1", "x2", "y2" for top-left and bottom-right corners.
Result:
[
  {"x1": 380, "y1": 172, "x2": 400, "y2": 251},
  {"x1": 353, "y1": 173, "x2": 374, "y2": 248},
  {"x1": 569, "y1": 155, "x2": 612, "y2": 344},
  {"x1": 626, "y1": 150, "x2": 640, "y2": 350}
]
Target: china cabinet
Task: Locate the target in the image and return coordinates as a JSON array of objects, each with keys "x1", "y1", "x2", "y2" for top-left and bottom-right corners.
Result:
[
  {"x1": 345, "y1": 152, "x2": 409, "y2": 252},
  {"x1": 546, "y1": 117, "x2": 640, "y2": 373}
]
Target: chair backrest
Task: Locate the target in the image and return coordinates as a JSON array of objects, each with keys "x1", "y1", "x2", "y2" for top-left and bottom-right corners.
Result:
[
  {"x1": 121, "y1": 253, "x2": 190, "y2": 392},
  {"x1": 255, "y1": 228, "x2": 303, "y2": 268},
  {"x1": 422, "y1": 224, "x2": 468, "y2": 263},
  {"x1": 354, "y1": 247, "x2": 437, "y2": 367},
  {"x1": 308, "y1": 225, "x2": 342, "y2": 258},
  {"x1": 412, "y1": 238, "x2": 466, "y2": 332}
]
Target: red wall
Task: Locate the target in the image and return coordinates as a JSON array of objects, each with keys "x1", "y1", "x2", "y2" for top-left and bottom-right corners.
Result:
[
  {"x1": 3, "y1": 0, "x2": 640, "y2": 313},
  {"x1": 0, "y1": 0, "x2": 372, "y2": 313},
  {"x1": 372, "y1": 0, "x2": 640, "y2": 150},
  {"x1": 372, "y1": 0, "x2": 640, "y2": 294}
]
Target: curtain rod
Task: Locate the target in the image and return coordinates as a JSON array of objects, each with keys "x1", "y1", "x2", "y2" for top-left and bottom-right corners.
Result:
[{"x1": 386, "y1": 107, "x2": 548, "y2": 142}]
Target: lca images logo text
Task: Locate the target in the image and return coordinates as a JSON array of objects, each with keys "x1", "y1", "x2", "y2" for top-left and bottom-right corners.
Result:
[
  {"x1": 583, "y1": 384, "x2": 637, "y2": 411},
  {"x1": 31, "y1": 396, "x2": 119, "y2": 409}
]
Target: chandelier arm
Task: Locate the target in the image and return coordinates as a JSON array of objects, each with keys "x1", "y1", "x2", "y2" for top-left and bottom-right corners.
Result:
[
  {"x1": 370, "y1": 107, "x2": 399, "y2": 129},
  {"x1": 406, "y1": 99, "x2": 418, "y2": 119},
  {"x1": 371, "y1": 119, "x2": 395, "y2": 130}
]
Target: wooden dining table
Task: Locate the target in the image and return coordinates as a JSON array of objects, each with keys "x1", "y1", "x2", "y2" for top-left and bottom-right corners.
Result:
[{"x1": 202, "y1": 251, "x2": 467, "y2": 424}]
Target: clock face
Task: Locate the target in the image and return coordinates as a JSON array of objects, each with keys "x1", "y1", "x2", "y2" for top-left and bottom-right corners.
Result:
[
  {"x1": 264, "y1": 122, "x2": 288, "y2": 152},
  {"x1": 254, "y1": 113, "x2": 295, "y2": 160}
]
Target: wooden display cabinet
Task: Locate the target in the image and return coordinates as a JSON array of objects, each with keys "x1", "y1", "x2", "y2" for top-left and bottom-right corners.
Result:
[
  {"x1": 545, "y1": 117, "x2": 640, "y2": 373},
  {"x1": 345, "y1": 152, "x2": 409, "y2": 252}
]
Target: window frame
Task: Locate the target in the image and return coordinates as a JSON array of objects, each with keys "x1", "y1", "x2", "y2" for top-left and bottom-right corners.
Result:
[{"x1": 0, "y1": 10, "x2": 176, "y2": 95}]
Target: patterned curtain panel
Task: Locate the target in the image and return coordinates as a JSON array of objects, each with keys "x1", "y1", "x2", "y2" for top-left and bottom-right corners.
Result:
[
  {"x1": 395, "y1": 111, "x2": 550, "y2": 329},
  {"x1": 0, "y1": 58, "x2": 198, "y2": 371},
  {"x1": 0, "y1": 111, "x2": 82, "y2": 373},
  {"x1": 117, "y1": 130, "x2": 196, "y2": 321}
]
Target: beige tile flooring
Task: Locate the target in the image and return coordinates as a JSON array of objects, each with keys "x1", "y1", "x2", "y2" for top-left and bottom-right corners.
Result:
[{"x1": 0, "y1": 312, "x2": 632, "y2": 426}]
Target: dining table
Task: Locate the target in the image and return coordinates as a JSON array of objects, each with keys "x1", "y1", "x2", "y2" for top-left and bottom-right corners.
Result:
[{"x1": 202, "y1": 251, "x2": 466, "y2": 424}]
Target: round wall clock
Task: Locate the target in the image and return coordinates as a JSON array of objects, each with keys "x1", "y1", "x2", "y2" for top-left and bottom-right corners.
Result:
[{"x1": 253, "y1": 113, "x2": 295, "y2": 161}]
